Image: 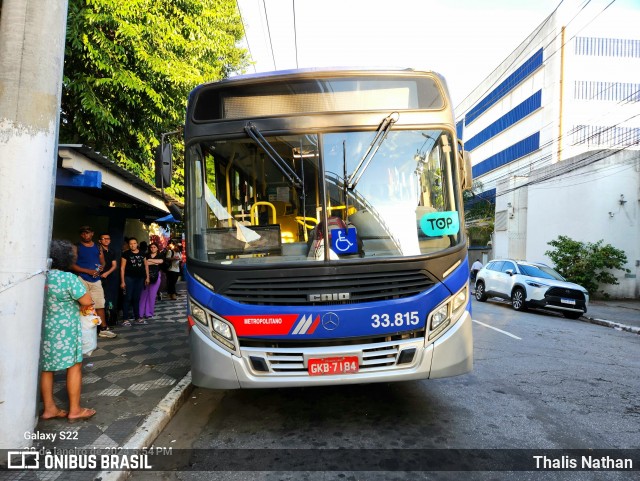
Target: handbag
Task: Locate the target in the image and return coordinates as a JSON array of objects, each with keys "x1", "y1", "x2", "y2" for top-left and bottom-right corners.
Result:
[
  {"x1": 149, "y1": 266, "x2": 160, "y2": 284},
  {"x1": 80, "y1": 306, "x2": 99, "y2": 356}
]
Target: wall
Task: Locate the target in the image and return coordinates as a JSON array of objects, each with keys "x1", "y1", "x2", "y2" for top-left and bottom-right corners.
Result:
[{"x1": 526, "y1": 150, "x2": 639, "y2": 298}]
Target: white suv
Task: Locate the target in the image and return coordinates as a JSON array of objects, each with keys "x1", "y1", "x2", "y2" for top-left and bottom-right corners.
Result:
[{"x1": 474, "y1": 259, "x2": 589, "y2": 319}]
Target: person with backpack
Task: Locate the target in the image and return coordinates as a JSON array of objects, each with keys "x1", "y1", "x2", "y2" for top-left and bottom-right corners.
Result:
[{"x1": 165, "y1": 239, "x2": 182, "y2": 300}]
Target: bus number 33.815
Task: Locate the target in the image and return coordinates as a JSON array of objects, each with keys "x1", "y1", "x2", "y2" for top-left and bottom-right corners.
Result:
[{"x1": 156, "y1": 67, "x2": 474, "y2": 389}]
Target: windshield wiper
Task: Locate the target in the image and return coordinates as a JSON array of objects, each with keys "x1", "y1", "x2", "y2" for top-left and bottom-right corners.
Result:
[
  {"x1": 346, "y1": 112, "x2": 399, "y2": 190},
  {"x1": 245, "y1": 122, "x2": 303, "y2": 189}
]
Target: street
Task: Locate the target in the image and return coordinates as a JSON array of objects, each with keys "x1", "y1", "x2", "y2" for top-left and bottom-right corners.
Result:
[{"x1": 131, "y1": 298, "x2": 639, "y2": 480}]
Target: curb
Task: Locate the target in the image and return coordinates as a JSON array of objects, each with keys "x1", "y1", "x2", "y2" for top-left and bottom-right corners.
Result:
[
  {"x1": 581, "y1": 316, "x2": 640, "y2": 335},
  {"x1": 95, "y1": 371, "x2": 194, "y2": 481}
]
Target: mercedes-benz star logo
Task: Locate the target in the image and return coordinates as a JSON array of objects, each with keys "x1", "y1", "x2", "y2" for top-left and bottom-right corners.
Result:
[{"x1": 321, "y1": 312, "x2": 340, "y2": 331}]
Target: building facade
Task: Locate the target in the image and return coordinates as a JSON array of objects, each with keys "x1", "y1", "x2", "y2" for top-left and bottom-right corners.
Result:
[{"x1": 456, "y1": 1, "x2": 640, "y2": 298}]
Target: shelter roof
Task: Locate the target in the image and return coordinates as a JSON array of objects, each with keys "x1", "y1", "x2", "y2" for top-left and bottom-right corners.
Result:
[{"x1": 56, "y1": 144, "x2": 183, "y2": 217}]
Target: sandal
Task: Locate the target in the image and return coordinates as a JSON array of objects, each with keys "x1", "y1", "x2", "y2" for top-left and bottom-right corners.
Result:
[
  {"x1": 122, "y1": 320, "x2": 132, "y2": 327},
  {"x1": 67, "y1": 407, "x2": 96, "y2": 423},
  {"x1": 39, "y1": 409, "x2": 68, "y2": 421},
  {"x1": 135, "y1": 319, "x2": 148, "y2": 325}
]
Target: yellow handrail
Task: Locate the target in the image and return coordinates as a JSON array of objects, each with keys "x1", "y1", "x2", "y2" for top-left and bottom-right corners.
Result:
[
  {"x1": 295, "y1": 216, "x2": 317, "y2": 242},
  {"x1": 225, "y1": 162, "x2": 233, "y2": 227},
  {"x1": 295, "y1": 216, "x2": 318, "y2": 229},
  {"x1": 250, "y1": 202, "x2": 277, "y2": 225}
]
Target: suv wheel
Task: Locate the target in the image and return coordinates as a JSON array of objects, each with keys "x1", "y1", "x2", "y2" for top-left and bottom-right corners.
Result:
[
  {"x1": 511, "y1": 287, "x2": 527, "y2": 311},
  {"x1": 475, "y1": 281, "x2": 487, "y2": 302}
]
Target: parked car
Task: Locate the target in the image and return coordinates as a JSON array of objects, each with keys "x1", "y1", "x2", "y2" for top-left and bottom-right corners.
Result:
[{"x1": 474, "y1": 259, "x2": 589, "y2": 319}]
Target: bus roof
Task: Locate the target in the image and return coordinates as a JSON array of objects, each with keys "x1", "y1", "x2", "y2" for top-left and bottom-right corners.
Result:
[
  {"x1": 191, "y1": 67, "x2": 448, "y2": 96},
  {"x1": 188, "y1": 68, "x2": 451, "y2": 124}
]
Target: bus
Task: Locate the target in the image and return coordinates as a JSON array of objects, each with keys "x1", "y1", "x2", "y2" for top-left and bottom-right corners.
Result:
[{"x1": 160, "y1": 68, "x2": 473, "y2": 389}]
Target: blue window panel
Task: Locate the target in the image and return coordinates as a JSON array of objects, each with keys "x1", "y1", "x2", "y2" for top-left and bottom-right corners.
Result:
[
  {"x1": 465, "y1": 91, "x2": 541, "y2": 151},
  {"x1": 466, "y1": 49, "x2": 543, "y2": 125},
  {"x1": 464, "y1": 188, "x2": 496, "y2": 210},
  {"x1": 456, "y1": 119, "x2": 464, "y2": 140},
  {"x1": 472, "y1": 132, "x2": 540, "y2": 178},
  {"x1": 56, "y1": 169, "x2": 102, "y2": 188},
  {"x1": 476, "y1": 188, "x2": 496, "y2": 203}
]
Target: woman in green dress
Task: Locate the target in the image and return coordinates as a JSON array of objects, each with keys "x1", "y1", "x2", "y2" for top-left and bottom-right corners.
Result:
[{"x1": 40, "y1": 239, "x2": 96, "y2": 421}]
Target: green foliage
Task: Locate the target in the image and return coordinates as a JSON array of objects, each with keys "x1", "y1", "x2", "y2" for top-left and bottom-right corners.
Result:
[
  {"x1": 60, "y1": 0, "x2": 250, "y2": 199},
  {"x1": 545, "y1": 235, "x2": 630, "y2": 297},
  {"x1": 463, "y1": 180, "x2": 494, "y2": 246}
]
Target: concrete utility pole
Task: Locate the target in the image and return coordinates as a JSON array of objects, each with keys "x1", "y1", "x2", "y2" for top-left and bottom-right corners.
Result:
[{"x1": 0, "y1": 0, "x2": 69, "y2": 448}]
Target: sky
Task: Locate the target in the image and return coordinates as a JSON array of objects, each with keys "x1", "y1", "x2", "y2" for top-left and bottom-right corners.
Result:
[
  {"x1": 236, "y1": 0, "x2": 639, "y2": 107},
  {"x1": 236, "y1": 0, "x2": 561, "y2": 106}
]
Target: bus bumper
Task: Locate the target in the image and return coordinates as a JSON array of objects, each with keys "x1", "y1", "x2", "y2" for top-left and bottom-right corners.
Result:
[
  {"x1": 190, "y1": 311, "x2": 472, "y2": 389},
  {"x1": 429, "y1": 310, "x2": 473, "y2": 378}
]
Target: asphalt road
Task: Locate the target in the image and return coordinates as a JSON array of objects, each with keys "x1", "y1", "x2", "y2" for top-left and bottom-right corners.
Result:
[{"x1": 132, "y1": 298, "x2": 640, "y2": 481}]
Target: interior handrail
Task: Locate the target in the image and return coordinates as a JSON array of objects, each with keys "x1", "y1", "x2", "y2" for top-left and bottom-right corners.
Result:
[{"x1": 250, "y1": 202, "x2": 277, "y2": 226}]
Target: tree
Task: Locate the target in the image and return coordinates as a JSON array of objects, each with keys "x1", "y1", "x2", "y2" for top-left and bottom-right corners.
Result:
[
  {"x1": 463, "y1": 180, "x2": 494, "y2": 246},
  {"x1": 545, "y1": 235, "x2": 630, "y2": 297},
  {"x1": 60, "y1": 0, "x2": 249, "y2": 199}
]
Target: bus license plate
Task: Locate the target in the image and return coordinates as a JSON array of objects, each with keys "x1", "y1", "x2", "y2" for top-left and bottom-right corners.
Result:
[
  {"x1": 308, "y1": 356, "x2": 359, "y2": 376},
  {"x1": 561, "y1": 298, "x2": 576, "y2": 305}
]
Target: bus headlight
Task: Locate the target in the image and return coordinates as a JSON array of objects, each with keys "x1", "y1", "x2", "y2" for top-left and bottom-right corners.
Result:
[
  {"x1": 188, "y1": 297, "x2": 238, "y2": 353},
  {"x1": 212, "y1": 317, "x2": 233, "y2": 341},
  {"x1": 210, "y1": 314, "x2": 237, "y2": 351},
  {"x1": 431, "y1": 304, "x2": 449, "y2": 331},
  {"x1": 428, "y1": 285, "x2": 468, "y2": 341},
  {"x1": 189, "y1": 301, "x2": 208, "y2": 326}
]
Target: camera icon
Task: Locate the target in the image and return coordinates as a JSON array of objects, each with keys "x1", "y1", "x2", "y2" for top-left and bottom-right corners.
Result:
[{"x1": 7, "y1": 451, "x2": 39, "y2": 469}]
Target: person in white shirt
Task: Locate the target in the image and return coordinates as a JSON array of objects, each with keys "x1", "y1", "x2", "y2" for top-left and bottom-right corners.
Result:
[
  {"x1": 470, "y1": 259, "x2": 483, "y2": 281},
  {"x1": 165, "y1": 240, "x2": 183, "y2": 300}
]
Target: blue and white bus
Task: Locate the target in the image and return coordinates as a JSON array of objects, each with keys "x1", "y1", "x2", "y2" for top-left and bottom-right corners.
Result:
[{"x1": 165, "y1": 68, "x2": 473, "y2": 388}]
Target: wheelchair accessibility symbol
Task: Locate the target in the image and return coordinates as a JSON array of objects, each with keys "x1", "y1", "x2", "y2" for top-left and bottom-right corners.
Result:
[{"x1": 330, "y1": 228, "x2": 358, "y2": 255}]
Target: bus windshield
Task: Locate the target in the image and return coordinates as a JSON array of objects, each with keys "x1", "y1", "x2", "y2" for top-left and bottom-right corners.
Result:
[{"x1": 187, "y1": 128, "x2": 461, "y2": 265}]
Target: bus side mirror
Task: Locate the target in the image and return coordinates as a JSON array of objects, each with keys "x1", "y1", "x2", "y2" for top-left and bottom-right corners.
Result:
[
  {"x1": 155, "y1": 142, "x2": 173, "y2": 189},
  {"x1": 166, "y1": 202, "x2": 183, "y2": 222},
  {"x1": 460, "y1": 150, "x2": 472, "y2": 191}
]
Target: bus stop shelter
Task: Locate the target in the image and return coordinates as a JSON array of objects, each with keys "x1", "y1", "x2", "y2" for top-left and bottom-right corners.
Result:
[{"x1": 53, "y1": 144, "x2": 182, "y2": 247}]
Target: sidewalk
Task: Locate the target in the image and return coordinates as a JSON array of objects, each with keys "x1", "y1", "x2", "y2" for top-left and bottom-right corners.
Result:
[
  {"x1": 6, "y1": 283, "x2": 191, "y2": 481},
  {"x1": 582, "y1": 298, "x2": 640, "y2": 334}
]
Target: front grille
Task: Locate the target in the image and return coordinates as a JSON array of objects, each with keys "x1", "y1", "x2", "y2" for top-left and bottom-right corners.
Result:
[
  {"x1": 263, "y1": 343, "x2": 405, "y2": 374},
  {"x1": 545, "y1": 287, "x2": 585, "y2": 301},
  {"x1": 239, "y1": 329, "x2": 424, "y2": 350},
  {"x1": 223, "y1": 269, "x2": 434, "y2": 305}
]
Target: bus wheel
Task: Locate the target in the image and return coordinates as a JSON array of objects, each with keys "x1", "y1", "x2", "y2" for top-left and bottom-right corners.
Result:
[
  {"x1": 511, "y1": 287, "x2": 527, "y2": 311},
  {"x1": 475, "y1": 282, "x2": 487, "y2": 302}
]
